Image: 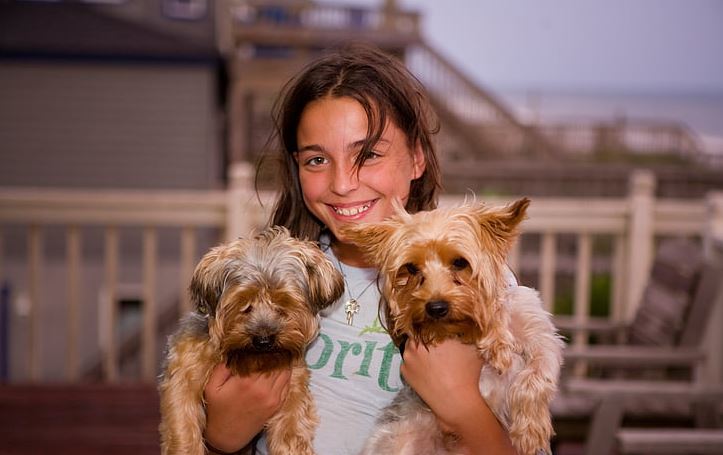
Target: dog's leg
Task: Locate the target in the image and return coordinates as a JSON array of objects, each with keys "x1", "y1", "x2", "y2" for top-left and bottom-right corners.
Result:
[
  {"x1": 504, "y1": 287, "x2": 564, "y2": 455},
  {"x1": 506, "y1": 364, "x2": 559, "y2": 455},
  {"x1": 265, "y1": 365, "x2": 318, "y2": 455},
  {"x1": 159, "y1": 338, "x2": 218, "y2": 455}
]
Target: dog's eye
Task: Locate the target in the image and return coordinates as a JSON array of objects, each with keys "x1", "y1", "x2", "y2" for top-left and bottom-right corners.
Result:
[
  {"x1": 451, "y1": 257, "x2": 470, "y2": 270},
  {"x1": 404, "y1": 263, "x2": 419, "y2": 275}
]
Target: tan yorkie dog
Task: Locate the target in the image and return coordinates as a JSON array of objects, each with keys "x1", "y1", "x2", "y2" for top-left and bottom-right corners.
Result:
[
  {"x1": 159, "y1": 227, "x2": 344, "y2": 455},
  {"x1": 341, "y1": 198, "x2": 564, "y2": 455}
]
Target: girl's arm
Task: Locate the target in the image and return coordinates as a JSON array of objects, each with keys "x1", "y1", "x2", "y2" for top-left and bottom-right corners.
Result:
[
  {"x1": 400, "y1": 339, "x2": 519, "y2": 455},
  {"x1": 203, "y1": 363, "x2": 292, "y2": 453}
]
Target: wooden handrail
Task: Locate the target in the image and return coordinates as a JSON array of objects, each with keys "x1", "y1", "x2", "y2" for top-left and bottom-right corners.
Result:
[
  {"x1": 409, "y1": 42, "x2": 521, "y2": 126},
  {"x1": 406, "y1": 41, "x2": 560, "y2": 158}
]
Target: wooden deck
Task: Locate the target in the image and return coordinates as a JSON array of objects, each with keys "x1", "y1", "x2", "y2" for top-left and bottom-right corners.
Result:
[{"x1": 0, "y1": 383, "x2": 160, "y2": 455}]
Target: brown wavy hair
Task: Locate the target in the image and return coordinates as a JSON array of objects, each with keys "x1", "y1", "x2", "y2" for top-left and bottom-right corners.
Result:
[{"x1": 260, "y1": 43, "x2": 442, "y2": 240}]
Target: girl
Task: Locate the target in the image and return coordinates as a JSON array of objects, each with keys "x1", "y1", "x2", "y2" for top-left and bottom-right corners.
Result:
[{"x1": 203, "y1": 44, "x2": 518, "y2": 455}]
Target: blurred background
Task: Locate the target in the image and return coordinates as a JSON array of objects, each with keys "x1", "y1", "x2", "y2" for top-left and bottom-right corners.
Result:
[
  {"x1": 1, "y1": 1, "x2": 722, "y2": 454},
  {"x1": 2, "y1": 0, "x2": 723, "y2": 194}
]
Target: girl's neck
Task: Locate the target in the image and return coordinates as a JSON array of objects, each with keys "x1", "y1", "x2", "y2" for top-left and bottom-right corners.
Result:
[{"x1": 331, "y1": 238, "x2": 371, "y2": 268}]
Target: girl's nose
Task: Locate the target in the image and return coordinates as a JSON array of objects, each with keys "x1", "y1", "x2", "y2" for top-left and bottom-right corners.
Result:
[{"x1": 330, "y1": 163, "x2": 360, "y2": 195}]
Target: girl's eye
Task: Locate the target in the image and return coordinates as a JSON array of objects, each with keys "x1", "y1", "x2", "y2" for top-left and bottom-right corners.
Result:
[
  {"x1": 304, "y1": 156, "x2": 327, "y2": 167},
  {"x1": 357, "y1": 149, "x2": 382, "y2": 163}
]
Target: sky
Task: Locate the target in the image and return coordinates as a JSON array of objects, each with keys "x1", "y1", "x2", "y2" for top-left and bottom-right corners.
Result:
[
  {"x1": 329, "y1": 0, "x2": 723, "y2": 94},
  {"x1": 321, "y1": 0, "x2": 723, "y2": 138}
]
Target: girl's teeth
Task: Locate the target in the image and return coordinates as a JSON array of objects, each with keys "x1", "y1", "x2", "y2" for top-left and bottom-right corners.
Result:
[{"x1": 335, "y1": 205, "x2": 369, "y2": 216}]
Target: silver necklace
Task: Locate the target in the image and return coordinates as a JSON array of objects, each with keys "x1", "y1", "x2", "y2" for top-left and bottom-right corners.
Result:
[{"x1": 335, "y1": 255, "x2": 375, "y2": 325}]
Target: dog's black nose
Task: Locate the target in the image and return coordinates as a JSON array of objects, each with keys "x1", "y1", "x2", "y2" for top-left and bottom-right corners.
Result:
[
  {"x1": 252, "y1": 335, "x2": 276, "y2": 351},
  {"x1": 425, "y1": 300, "x2": 449, "y2": 319}
]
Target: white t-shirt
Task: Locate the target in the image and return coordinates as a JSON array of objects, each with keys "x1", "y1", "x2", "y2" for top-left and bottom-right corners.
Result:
[{"x1": 256, "y1": 237, "x2": 401, "y2": 455}]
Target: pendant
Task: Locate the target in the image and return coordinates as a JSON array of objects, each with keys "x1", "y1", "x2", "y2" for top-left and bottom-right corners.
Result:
[{"x1": 344, "y1": 299, "x2": 360, "y2": 325}]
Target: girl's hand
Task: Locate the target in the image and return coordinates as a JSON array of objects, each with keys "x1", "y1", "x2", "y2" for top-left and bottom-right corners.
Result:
[
  {"x1": 400, "y1": 338, "x2": 484, "y2": 429},
  {"x1": 400, "y1": 339, "x2": 517, "y2": 455},
  {"x1": 203, "y1": 363, "x2": 292, "y2": 453}
]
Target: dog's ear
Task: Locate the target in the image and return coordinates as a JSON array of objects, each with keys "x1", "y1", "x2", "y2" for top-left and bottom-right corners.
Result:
[
  {"x1": 498, "y1": 197, "x2": 530, "y2": 232},
  {"x1": 475, "y1": 197, "x2": 530, "y2": 248},
  {"x1": 302, "y1": 244, "x2": 345, "y2": 314},
  {"x1": 339, "y1": 221, "x2": 397, "y2": 267},
  {"x1": 189, "y1": 240, "x2": 244, "y2": 316}
]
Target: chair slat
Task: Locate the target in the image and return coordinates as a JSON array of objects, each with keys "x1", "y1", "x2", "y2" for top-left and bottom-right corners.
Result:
[{"x1": 617, "y1": 429, "x2": 723, "y2": 454}]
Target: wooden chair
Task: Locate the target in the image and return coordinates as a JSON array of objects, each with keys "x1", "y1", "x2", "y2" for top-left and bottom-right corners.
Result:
[
  {"x1": 575, "y1": 380, "x2": 723, "y2": 455},
  {"x1": 550, "y1": 238, "x2": 723, "y2": 449}
]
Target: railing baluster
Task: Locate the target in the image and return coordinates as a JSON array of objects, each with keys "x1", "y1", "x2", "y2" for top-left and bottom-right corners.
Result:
[
  {"x1": 611, "y1": 234, "x2": 626, "y2": 326},
  {"x1": 142, "y1": 227, "x2": 158, "y2": 381},
  {"x1": 103, "y1": 227, "x2": 119, "y2": 382},
  {"x1": 539, "y1": 232, "x2": 557, "y2": 314},
  {"x1": 573, "y1": 233, "x2": 593, "y2": 376},
  {"x1": 28, "y1": 225, "x2": 42, "y2": 381},
  {"x1": 574, "y1": 233, "x2": 592, "y2": 331},
  {"x1": 180, "y1": 227, "x2": 196, "y2": 315},
  {"x1": 66, "y1": 226, "x2": 81, "y2": 381}
]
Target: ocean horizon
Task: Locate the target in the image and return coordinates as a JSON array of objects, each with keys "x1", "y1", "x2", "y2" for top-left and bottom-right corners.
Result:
[{"x1": 496, "y1": 88, "x2": 723, "y2": 156}]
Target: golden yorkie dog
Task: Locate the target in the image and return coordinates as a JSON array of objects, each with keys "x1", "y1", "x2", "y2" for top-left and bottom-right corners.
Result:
[
  {"x1": 159, "y1": 227, "x2": 344, "y2": 455},
  {"x1": 341, "y1": 198, "x2": 564, "y2": 455}
]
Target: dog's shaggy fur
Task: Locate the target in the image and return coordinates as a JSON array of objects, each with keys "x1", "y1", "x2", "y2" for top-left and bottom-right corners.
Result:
[
  {"x1": 341, "y1": 199, "x2": 564, "y2": 455},
  {"x1": 159, "y1": 227, "x2": 344, "y2": 455}
]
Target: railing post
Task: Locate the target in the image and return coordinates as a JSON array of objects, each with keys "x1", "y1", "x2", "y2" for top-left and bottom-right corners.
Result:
[
  {"x1": 704, "y1": 191, "x2": 723, "y2": 261},
  {"x1": 703, "y1": 191, "x2": 723, "y2": 385},
  {"x1": 215, "y1": 0, "x2": 234, "y2": 57},
  {"x1": 226, "y1": 161, "x2": 256, "y2": 241},
  {"x1": 624, "y1": 169, "x2": 656, "y2": 321}
]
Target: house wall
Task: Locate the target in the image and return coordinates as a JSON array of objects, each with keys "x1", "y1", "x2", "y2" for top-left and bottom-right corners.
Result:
[{"x1": 0, "y1": 60, "x2": 221, "y2": 189}]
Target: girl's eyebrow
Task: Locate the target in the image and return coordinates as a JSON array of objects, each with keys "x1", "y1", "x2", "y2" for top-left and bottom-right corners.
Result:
[
  {"x1": 297, "y1": 138, "x2": 391, "y2": 154},
  {"x1": 297, "y1": 144, "x2": 325, "y2": 153}
]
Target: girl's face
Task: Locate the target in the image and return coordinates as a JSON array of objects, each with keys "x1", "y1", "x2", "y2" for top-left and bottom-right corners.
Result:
[{"x1": 295, "y1": 96, "x2": 425, "y2": 249}]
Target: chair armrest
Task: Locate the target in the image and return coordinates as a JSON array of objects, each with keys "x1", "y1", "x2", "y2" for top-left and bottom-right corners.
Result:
[
  {"x1": 554, "y1": 316, "x2": 627, "y2": 334},
  {"x1": 563, "y1": 378, "x2": 723, "y2": 400},
  {"x1": 564, "y1": 346, "x2": 706, "y2": 367}
]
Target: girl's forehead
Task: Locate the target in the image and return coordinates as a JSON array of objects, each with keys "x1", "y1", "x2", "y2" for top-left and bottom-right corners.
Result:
[{"x1": 298, "y1": 97, "x2": 403, "y2": 147}]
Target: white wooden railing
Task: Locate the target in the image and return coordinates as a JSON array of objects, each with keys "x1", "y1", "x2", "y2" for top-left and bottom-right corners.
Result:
[{"x1": 1, "y1": 163, "x2": 722, "y2": 384}]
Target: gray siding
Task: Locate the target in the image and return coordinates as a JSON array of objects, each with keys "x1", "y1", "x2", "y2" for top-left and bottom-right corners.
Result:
[{"x1": 0, "y1": 61, "x2": 221, "y2": 189}]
